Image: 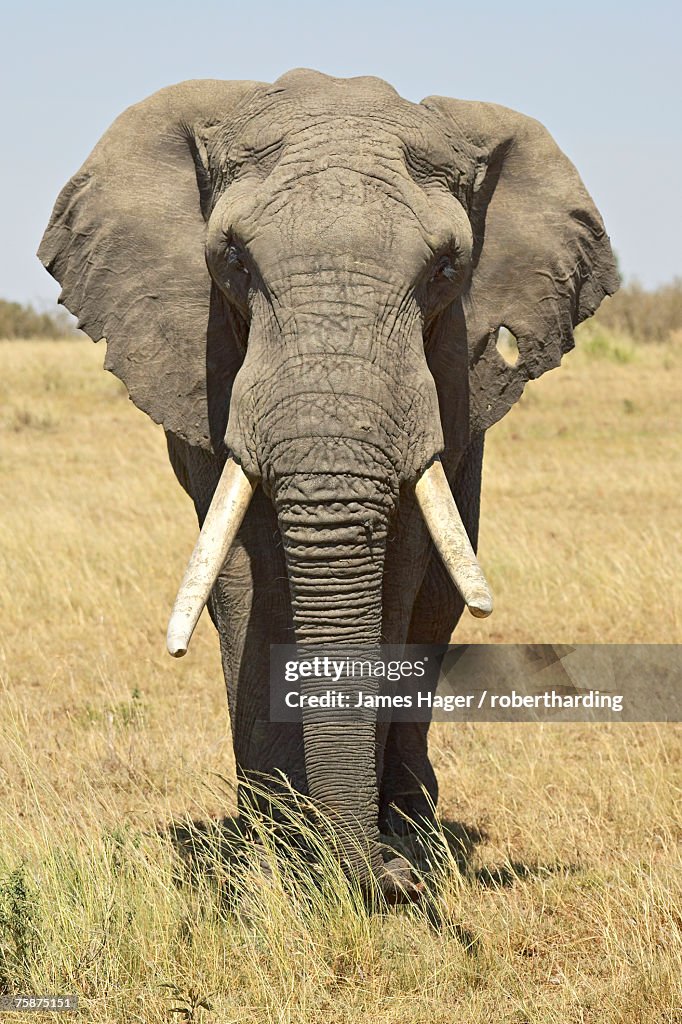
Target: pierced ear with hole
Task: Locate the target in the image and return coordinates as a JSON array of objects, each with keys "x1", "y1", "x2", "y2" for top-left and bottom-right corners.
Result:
[
  {"x1": 37, "y1": 79, "x2": 265, "y2": 452},
  {"x1": 420, "y1": 96, "x2": 620, "y2": 432}
]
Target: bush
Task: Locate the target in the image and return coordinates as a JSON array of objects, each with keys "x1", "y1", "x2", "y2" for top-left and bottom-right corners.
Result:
[
  {"x1": 0, "y1": 863, "x2": 42, "y2": 993},
  {"x1": 0, "y1": 299, "x2": 77, "y2": 339},
  {"x1": 591, "y1": 278, "x2": 682, "y2": 344},
  {"x1": 580, "y1": 331, "x2": 636, "y2": 364}
]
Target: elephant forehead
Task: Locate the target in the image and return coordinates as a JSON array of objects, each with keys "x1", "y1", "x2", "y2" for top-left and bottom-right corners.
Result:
[{"x1": 217, "y1": 72, "x2": 457, "y2": 184}]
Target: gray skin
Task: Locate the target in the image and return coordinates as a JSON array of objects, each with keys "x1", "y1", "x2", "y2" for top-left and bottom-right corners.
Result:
[{"x1": 39, "y1": 69, "x2": 618, "y2": 897}]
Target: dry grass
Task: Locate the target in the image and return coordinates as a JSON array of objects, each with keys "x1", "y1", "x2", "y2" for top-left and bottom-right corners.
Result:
[
  {"x1": 458, "y1": 326, "x2": 681, "y2": 644},
  {"x1": 0, "y1": 335, "x2": 680, "y2": 1023}
]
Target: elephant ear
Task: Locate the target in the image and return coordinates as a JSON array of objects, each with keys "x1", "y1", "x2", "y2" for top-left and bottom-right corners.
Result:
[
  {"x1": 38, "y1": 79, "x2": 265, "y2": 450},
  {"x1": 420, "y1": 96, "x2": 620, "y2": 432}
]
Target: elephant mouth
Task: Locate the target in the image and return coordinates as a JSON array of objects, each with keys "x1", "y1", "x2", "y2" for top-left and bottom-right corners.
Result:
[{"x1": 166, "y1": 453, "x2": 492, "y2": 658}]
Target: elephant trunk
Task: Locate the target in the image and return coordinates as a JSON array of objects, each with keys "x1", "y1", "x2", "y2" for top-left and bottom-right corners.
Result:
[{"x1": 276, "y1": 482, "x2": 391, "y2": 886}]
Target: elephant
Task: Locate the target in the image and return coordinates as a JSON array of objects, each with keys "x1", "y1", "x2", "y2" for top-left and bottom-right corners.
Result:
[{"x1": 38, "y1": 68, "x2": 618, "y2": 899}]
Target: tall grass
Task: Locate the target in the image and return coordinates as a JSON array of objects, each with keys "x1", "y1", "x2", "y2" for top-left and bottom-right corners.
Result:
[{"x1": 0, "y1": 332, "x2": 680, "y2": 1022}]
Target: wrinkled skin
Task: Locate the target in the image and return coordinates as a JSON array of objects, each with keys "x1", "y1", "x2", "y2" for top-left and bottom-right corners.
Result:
[{"x1": 39, "y1": 69, "x2": 618, "y2": 897}]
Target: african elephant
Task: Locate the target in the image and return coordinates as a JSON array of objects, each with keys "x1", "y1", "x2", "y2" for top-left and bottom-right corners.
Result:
[{"x1": 38, "y1": 69, "x2": 617, "y2": 898}]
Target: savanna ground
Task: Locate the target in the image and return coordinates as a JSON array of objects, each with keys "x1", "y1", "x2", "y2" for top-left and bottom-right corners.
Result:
[{"x1": 0, "y1": 326, "x2": 680, "y2": 1023}]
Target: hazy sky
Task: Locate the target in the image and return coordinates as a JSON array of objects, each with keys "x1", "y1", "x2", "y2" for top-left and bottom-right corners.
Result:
[{"x1": 3, "y1": 0, "x2": 679, "y2": 307}]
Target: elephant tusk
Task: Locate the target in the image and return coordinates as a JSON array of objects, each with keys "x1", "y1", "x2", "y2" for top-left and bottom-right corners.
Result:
[
  {"x1": 166, "y1": 455, "x2": 257, "y2": 657},
  {"x1": 415, "y1": 457, "x2": 493, "y2": 618}
]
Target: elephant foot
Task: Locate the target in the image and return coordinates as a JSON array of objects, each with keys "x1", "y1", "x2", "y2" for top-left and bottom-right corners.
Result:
[
  {"x1": 227, "y1": 846, "x2": 423, "y2": 909},
  {"x1": 379, "y1": 804, "x2": 439, "y2": 878},
  {"x1": 377, "y1": 855, "x2": 425, "y2": 904}
]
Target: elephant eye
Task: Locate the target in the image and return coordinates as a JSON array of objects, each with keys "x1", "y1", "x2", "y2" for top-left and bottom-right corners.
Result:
[
  {"x1": 432, "y1": 257, "x2": 457, "y2": 282},
  {"x1": 227, "y1": 245, "x2": 249, "y2": 274}
]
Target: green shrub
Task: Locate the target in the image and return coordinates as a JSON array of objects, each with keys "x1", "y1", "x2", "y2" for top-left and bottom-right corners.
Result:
[
  {"x1": 591, "y1": 278, "x2": 682, "y2": 344},
  {"x1": 0, "y1": 863, "x2": 42, "y2": 993},
  {"x1": 580, "y1": 331, "x2": 636, "y2": 364},
  {"x1": 0, "y1": 299, "x2": 77, "y2": 339}
]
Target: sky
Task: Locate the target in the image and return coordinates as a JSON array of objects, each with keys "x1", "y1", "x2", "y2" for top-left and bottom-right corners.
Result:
[{"x1": 2, "y1": 0, "x2": 680, "y2": 308}]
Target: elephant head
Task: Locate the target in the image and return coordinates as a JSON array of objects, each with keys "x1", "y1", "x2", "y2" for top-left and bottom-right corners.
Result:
[{"x1": 39, "y1": 69, "x2": 617, "y2": 891}]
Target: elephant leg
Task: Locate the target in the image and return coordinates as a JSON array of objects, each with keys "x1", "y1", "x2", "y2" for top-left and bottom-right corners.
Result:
[
  {"x1": 210, "y1": 491, "x2": 307, "y2": 800},
  {"x1": 379, "y1": 433, "x2": 485, "y2": 835},
  {"x1": 166, "y1": 433, "x2": 306, "y2": 811}
]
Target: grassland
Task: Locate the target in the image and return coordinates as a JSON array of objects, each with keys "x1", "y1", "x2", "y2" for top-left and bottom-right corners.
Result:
[{"x1": 0, "y1": 332, "x2": 680, "y2": 1023}]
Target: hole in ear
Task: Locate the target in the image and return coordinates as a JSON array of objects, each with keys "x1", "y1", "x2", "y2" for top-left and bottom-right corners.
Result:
[{"x1": 496, "y1": 326, "x2": 519, "y2": 366}]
